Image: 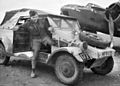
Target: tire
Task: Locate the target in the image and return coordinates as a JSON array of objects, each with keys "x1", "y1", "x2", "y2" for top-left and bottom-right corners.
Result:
[
  {"x1": 0, "y1": 43, "x2": 10, "y2": 65},
  {"x1": 91, "y1": 57, "x2": 114, "y2": 75},
  {"x1": 55, "y1": 53, "x2": 84, "y2": 85}
]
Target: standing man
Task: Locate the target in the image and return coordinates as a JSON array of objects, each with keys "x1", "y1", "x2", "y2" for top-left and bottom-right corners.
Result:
[{"x1": 21, "y1": 10, "x2": 54, "y2": 78}]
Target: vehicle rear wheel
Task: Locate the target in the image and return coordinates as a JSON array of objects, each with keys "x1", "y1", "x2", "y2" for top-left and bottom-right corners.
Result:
[
  {"x1": 55, "y1": 53, "x2": 84, "y2": 85},
  {"x1": 91, "y1": 57, "x2": 114, "y2": 75},
  {"x1": 0, "y1": 43, "x2": 10, "y2": 65}
]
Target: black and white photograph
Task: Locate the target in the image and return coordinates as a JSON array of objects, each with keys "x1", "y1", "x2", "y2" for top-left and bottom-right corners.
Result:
[{"x1": 0, "y1": 0, "x2": 120, "y2": 86}]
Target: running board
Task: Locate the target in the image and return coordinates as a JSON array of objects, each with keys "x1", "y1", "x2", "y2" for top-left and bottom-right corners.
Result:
[{"x1": 13, "y1": 51, "x2": 50, "y2": 63}]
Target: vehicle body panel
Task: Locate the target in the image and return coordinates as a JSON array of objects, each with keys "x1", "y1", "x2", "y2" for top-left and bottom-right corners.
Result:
[{"x1": 0, "y1": 29, "x2": 13, "y2": 53}]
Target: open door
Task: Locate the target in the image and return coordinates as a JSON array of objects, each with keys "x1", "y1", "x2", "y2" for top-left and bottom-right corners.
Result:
[{"x1": 13, "y1": 17, "x2": 31, "y2": 53}]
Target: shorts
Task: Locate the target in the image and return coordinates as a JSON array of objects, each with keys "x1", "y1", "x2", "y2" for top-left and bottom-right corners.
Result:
[{"x1": 32, "y1": 39, "x2": 42, "y2": 51}]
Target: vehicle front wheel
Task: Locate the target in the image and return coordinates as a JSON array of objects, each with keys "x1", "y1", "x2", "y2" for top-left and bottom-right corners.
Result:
[
  {"x1": 55, "y1": 53, "x2": 84, "y2": 85},
  {"x1": 91, "y1": 57, "x2": 114, "y2": 75},
  {"x1": 0, "y1": 43, "x2": 10, "y2": 65}
]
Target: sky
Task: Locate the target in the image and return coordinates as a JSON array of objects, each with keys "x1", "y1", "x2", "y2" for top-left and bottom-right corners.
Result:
[{"x1": 0, "y1": 0, "x2": 119, "y2": 23}]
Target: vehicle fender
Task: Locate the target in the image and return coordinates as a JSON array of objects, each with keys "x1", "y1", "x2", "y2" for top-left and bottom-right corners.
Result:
[
  {"x1": 65, "y1": 47, "x2": 83, "y2": 62},
  {"x1": 0, "y1": 36, "x2": 13, "y2": 53},
  {"x1": 0, "y1": 29, "x2": 13, "y2": 53},
  {"x1": 47, "y1": 47, "x2": 83, "y2": 65}
]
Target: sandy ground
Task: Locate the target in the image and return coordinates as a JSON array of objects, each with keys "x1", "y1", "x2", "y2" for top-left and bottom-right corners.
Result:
[{"x1": 0, "y1": 54, "x2": 120, "y2": 86}]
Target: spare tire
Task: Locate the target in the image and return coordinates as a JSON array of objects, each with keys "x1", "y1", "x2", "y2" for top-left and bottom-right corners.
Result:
[{"x1": 79, "y1": 31, "x2": 110, "y2": 49}]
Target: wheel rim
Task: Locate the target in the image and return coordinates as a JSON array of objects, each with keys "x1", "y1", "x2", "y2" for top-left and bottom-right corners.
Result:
[
  {"x1": 0, "y1": 45, "x2": 5, "y2": 63},
  {"x1": 59, "y1": 60, "x2": 75, "y2": 78}
]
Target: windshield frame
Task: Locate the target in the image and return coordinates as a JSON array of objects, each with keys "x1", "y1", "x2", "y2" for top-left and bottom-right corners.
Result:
[{"x1": 47, "y1": 16, "x2": 80, "y2": 32}]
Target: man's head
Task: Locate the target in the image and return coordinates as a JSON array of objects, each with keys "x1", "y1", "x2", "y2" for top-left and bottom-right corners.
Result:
[{"x1": 29, "y1": 10, "x2": 37, "y2": 17}]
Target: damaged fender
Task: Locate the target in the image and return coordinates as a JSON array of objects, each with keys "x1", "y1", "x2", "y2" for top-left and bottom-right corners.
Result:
[
  {"x1": 0, "y1": 29, "x2": 13, "y2": 53},
  {"x1": 48, "y1": 47, "x2": 84, "y2": 64},
  {"x1": 64, "y1": 47, "x2": 84, "y2": 62}
]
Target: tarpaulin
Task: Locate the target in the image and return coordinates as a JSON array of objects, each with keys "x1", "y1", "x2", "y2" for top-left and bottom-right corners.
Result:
[{"x1": 0, "y1": 8, "x2": 48, "y2": 29}]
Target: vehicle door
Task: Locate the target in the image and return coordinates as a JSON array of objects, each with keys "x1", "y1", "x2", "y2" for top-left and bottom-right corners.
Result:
[{"x1": 13, "y1": 17, "x2": 31, "y2": 53}]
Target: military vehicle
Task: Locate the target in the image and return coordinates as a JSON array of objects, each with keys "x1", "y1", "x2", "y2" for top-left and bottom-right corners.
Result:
[{"x1": 0, "y1": 9, "x2": 115, "y2": 85}]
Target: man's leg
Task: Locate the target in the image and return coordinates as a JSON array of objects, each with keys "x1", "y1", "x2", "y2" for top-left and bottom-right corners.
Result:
[{"x1": 31, "y1": 39, "x2": 41, "y2": 78}]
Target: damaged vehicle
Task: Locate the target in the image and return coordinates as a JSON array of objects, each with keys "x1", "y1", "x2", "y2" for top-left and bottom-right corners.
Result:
[
  {"x1": 0, "y1": 9, "x2": 115, "y2": 85},
  {"x1": 61, "y1": 2, "x2": 120, "y2": 50}
]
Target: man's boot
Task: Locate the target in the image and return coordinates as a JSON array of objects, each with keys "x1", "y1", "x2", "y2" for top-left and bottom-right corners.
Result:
[{"x1": 31, "y1": 69, "x2": 36, "y2": 78}]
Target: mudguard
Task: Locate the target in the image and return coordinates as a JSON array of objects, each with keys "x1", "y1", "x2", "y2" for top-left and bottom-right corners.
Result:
[
  {"x1": 0, "y1": 29, "x2": 13, "y2": 53},
  {"x1": 48, "y1": 47, "x2": 84, "y2": 64},
  {"x1": 64, "y1": 47, "x2": 84, "y2": 62}
]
